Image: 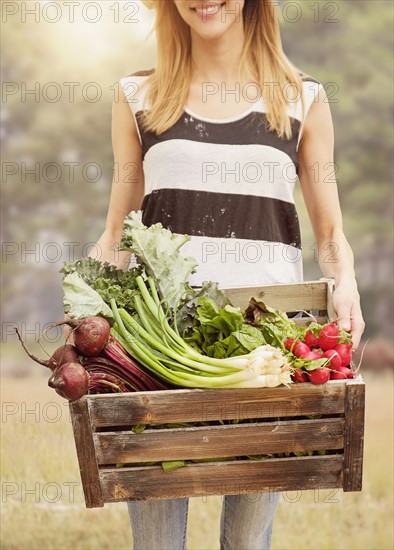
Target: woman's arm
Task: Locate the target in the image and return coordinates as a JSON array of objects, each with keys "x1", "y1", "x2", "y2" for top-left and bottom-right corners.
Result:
[
  {"x1": 92, "y1": 86, "x2": 145, "y2": 269},
  {"x1": 297, "y1": 88, "x2": 365, "y2": 349},
  {"x1": 65, "y1": 87, "x2": 144, "y2": 339}
]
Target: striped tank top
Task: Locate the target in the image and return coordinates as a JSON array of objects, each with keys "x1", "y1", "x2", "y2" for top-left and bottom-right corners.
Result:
[{"x1": 121, "y1": 71, "x2": 323, "y2": 288}]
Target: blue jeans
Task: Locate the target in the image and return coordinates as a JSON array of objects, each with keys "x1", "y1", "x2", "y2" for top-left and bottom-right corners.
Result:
[{"x1": 127, "y1": 492, "x2": 281, "y2": 550}]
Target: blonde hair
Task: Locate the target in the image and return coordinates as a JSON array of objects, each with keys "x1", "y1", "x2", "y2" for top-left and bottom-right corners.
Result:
[{"x1": 140, "y1": 0, "x2": 305, "y2": 139}]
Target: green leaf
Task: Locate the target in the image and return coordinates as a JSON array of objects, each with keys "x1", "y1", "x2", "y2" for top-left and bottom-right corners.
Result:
[
  {"x1": 132, "y1": 425, "x2": 146, "y2": 433},
  {"x1": 62, "y1": 272, "x2": 113, "y2": 319},
  {"x1": 161, "y1": 460, "x2": 187, "y2": 472},
  {"x1": 61, "y1": 258, "x2": 140, "y2": 313},
  {"x1": 119, "y1": 211, "x2": 197, "y2": 312},
  {"x1": 176, "y1": 280, "x2": 231, "y2": 334}
]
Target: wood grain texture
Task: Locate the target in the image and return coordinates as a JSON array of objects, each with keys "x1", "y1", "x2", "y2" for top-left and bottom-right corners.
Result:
[
  {"x1": 69, "y1": 399, "x2": 104, "y2": 508},
  {"x1": 224, "y1": 280, "x2": 328, "y2": 311},
  {"x1": 323, "y1": 278, "x2": 336, "y2": 322},
  {"x1": 87, "y1": 383, "x2": 346, "y2": 428},
  {"x1": 99, "y1": 455, "x2": 344, "y2": 501},
  {"x1": 343, "y1": 378, "x2": 365, "y2": 491},
  {"x1": 94, "y1": 418, "x2": 345, "y2": 465}
]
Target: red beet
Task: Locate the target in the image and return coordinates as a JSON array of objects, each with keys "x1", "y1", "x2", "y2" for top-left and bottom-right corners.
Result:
[
  {"x1": 318, "y1": 323, "x2": 339, "y2": 350},
  {"x1": 323, "y1": 349, "x2": 342, "y2": 370},
  {"x1": 45, "y1": 316, "x2": 111, "y2": 357},
  {"x1": 305, "y1": 330, "x2": 319, "y2": 349},
  {"x1": 48, "y1": 362, "x2": 89, "y2": 401},
  {"x1": 308, "y1": 367, "x2": 330, "y2": 385},
  {"x1": 48, "y1": 345, "x2": 79, "y2": 369},
  {"x1": 15, "y1": 327, "x2": 79, "y2": 371},
  {"x1": 334, "y1": 343, "x2": 353, "y2": 367},
  {"x1": 72, "y1": 317, "x2": 110, "y2": 357},
  {"x1": 292, "y1": 369, "x2": 308, "y2": 383}
]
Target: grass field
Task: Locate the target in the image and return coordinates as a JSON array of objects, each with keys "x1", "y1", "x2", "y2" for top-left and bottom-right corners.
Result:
[{"x1": 1, "y1": 371, "x2": 393, "y2": 550}]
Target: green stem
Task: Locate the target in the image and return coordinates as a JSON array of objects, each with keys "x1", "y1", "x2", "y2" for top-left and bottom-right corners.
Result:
[{"x1": 119, "y1": 309, "x2": 238, "y2": 374}]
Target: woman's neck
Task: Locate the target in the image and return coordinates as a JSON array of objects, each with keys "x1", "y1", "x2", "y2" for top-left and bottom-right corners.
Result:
[{"x1": 190, "y1": 25, "x2": 246, "y2": 83}]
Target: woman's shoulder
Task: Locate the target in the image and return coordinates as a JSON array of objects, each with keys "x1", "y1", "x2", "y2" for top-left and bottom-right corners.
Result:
[
  {"x1": 120, "y1": 69, "x2": 155, "y2": 109},
  {"x1": 122, "y1": 68, "x2": 155, "y2": 80},
  {"x1": 299, "y1": 72, "x2": 324, "y2": 96}
]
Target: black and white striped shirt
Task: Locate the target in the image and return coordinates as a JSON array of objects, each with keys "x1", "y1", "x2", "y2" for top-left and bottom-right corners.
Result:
[{"x1": 121, "y1": 71, "x2": 323, "y2": 288}]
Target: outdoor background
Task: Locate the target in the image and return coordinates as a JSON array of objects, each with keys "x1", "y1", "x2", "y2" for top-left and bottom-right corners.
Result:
[{"x1": 1, "y1": 1, "x2": 393, "y2": 549}]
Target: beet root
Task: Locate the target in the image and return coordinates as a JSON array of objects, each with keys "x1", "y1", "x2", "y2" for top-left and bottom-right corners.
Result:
[
  {"x1": 48, "y1": 362, "x2": 89, "y2": 401},
  {"x1": 48, "y1": 345, "x2": 79, "y2": 369},
  {"x1": 15, "y1": 326, "x2": 79, "y2": 371},
  {"x1": 72, "y1": 317, "x2": 110, "y2": 357}
]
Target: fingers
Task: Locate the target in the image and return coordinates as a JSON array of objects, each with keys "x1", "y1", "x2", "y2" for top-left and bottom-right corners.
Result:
[
  {"x1": 349, "y1": 304, "x2": 365, "y2": 350},
  {"x1": 332, "y1": 290, "x2": 365, "y2": 350},
  {"x1": 332, "y1": 292, "x2": 352, "y2": 332}
]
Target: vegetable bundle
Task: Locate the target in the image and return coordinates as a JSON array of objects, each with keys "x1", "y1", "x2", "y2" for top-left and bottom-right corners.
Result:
[{"x1": 17, "y1": 211, "x2": 355, "y2": 400}]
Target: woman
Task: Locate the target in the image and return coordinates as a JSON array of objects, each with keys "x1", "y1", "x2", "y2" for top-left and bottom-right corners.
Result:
[{"x1": 94, "y1": 1, "x2": 365, "y2": 548}]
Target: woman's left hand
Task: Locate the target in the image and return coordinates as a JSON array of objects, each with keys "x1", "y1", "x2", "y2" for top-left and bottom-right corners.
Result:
[{"x1": 332, "y1": 282, "x2": 365, "y2": 350}]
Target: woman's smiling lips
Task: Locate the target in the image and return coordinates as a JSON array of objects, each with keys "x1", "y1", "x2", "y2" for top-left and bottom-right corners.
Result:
[{"x1": 190, "y1": 1, "x2": 226, "y2": 19}]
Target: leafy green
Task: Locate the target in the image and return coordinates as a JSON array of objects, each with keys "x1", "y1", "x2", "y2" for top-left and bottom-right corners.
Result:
[
  {"x1": 161, "y1": 460, "x2": 187, "y2": 472},
  {"x1": 119, "y1": 211, "x2": 197, "y2": 312},
  {"x1": 60, "y1": 257, "x2": 140, "y2": 312},
  {"x1": 176, "y1": 280, "x2": 231, "y2": 334},
  {"x1": 245, "y1": 298, "x2": 298, "y2": 337},
  {"x1": 62, "y1": 272, "x2": 114, "y2": 319},
  {"x1": 184, "y1": 296, "x2": 266, "y2": 358}
]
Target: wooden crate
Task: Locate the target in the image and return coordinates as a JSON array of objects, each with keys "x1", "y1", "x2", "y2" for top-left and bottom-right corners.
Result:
[{"x1": 69, "y1": 280, "x2": 365, "y2": 508}]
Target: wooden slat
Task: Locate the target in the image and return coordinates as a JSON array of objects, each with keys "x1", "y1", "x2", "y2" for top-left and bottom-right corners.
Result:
[
  {"x1": 69, "y1": 399, "x2": 104, "y2": 508},
  {"x1": 324, "y1": 278, "x2": 336, "y2": 321},
  {"x1": 99, "y1": 455, "x2": 343, "y2": 501},
  {"x1": 94, "y1": 418, "x2": 344, "y2": 465},
  {"x1": 88, "y1": 383, "x2": 346, "y2": 428},
  {"x1": 224, "y1": 281, "x2": 328, "y2": 311},
  {"x1": 343, "y1": 377, "x2": 365, "y2": 491}
]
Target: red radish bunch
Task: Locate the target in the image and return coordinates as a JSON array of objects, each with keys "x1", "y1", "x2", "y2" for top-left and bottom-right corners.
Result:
[
  {"x1": 304, "y1": 330, "x2": 319, "y2": 349},
  {"x1": 285, "y1": 321, "x2": 354, "y2": 385},
  {"x1": 308, "y1": 367, "x2": 331, "y2": 385},
  {"x1": 318, "y1": 323, "x2": 339, "y2": 350}
]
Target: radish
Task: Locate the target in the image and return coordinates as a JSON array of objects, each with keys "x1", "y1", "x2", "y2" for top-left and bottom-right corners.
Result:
[
  {"x1": 323, "y1": 349, "x2": 342, "y2": 370},
  {"x1": 331, "y1": 366, "x2": 350, "y2": 380},
  {"x1": 302, "y1": 350, "x2": 323, "y2": 361},
  {"x1": 292, "y1": 341, "x2": 311, "y2": 359},
  {"x1": 292, "y1": 369, "x2": 308, "y2": 383},
  {"x1": 15, "y1": 327, "x2": 79, "y2": 371},
  {"x1": 305, "y1": 330, "x2": 319, "y2": 349},
  {"x1": 318, "y1": 323, "x2": 339, "y2": 350},
  {"x1": 308, "y1": 367, "x2": 330, "y2": 385},
  {"x1": 284, "y1": 338, "x2": 295, "y2": 351},
  {"x1": 334, "y1": 343, "x2": 353, "y2": 367},
  {"x1": 48, "y1": 362, "x2": 89, "y2": 401}
]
